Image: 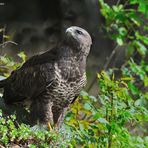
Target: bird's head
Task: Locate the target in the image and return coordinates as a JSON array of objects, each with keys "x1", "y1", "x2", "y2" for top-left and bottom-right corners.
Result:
[{"x1": 64, "y1": 26, "x2": 92, "y2": 56}]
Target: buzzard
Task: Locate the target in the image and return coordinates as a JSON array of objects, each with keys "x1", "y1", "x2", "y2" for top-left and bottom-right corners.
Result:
[{"x1": 0, "y1": 26, "x2": 92, "y2": 128}]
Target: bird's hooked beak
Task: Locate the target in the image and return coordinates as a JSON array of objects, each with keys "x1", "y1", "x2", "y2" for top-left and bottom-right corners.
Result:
[{"x1": 66, "y1": 27, "x2": 75, "y2": 37}]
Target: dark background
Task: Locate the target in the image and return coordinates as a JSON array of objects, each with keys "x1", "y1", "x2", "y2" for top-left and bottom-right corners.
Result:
[{"x1": 0, "y1": 0, "x2": 124, "y2": 93}]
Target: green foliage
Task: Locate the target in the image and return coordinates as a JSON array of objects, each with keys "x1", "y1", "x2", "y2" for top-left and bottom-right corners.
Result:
[
  {"x1": 0, "y1": 109, "x2": 73, "y2": 147},
  {"x1": 0, "y1": 60, "x2": 148, "y2": 147},
  {"x1": 0, "y1": 52, "x2": 26, "y2": 77},
  {"x1": 65, "y1": 63, "x2": 148, "y2": 147},
  {"x1": 99, "y1": 0, "x2": 148, "y2": 57}
]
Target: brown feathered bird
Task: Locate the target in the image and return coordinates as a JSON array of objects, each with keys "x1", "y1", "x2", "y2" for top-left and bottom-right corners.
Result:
[{"x1": 0, "y1": 26, "x2": 92, "y2": 128}]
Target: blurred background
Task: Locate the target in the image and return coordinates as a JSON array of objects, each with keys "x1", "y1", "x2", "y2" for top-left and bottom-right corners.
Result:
[{"x1": 0, "y1": 0, "x2": 126, "y2": 94}]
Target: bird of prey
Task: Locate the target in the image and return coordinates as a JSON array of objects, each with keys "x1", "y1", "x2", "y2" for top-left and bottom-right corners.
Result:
[{"x1": 0, "y1": 26, "x2": 92, "y2": 129}]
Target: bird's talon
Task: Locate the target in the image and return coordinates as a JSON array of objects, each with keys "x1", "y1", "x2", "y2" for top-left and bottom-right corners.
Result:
[{"x1": 47, "y1": 122, "x2": 53, "y2": 131}]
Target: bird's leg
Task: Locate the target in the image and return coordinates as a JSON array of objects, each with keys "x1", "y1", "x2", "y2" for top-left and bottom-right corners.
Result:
[
  {"x1": 54, "y1": 113, "x2": 63, "y2": 129},
  {"x1": 47, "y1": 122, "x2": 53, "y2": 130},
  {"x1": 46, "y1": 102, "x2": 54, "y2": 131},
  {"x1": 30, "y1": 97, "x2": 54, "y2": 130},
  {"x1": 53, "y1": 107, "x2": 68, "y2": 130}
]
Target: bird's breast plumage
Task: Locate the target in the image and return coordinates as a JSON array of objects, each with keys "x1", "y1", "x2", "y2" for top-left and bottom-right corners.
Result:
[{"x1": 47, "y1": 59, "x2": 87, "y2": 107}]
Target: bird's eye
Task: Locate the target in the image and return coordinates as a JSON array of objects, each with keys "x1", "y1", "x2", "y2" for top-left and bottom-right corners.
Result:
[{"x1": 76, "y1": 30, "x2": 83, "y2": 35}]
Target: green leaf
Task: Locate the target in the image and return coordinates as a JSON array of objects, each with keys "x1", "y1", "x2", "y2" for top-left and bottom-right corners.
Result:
[
  {"x1": 119, "y1": 27, "x2": 127, "y2": 36},
  {"x1": 84, "y1": 103, "x2": 92, "y2": 110},
  {"x1": 98, "y1": 118, "x2": 109, "y2": 124},
  {"x1": 144, "y1": 76, "x2": 148, "y2": 86},
  {"x1": 80, "y1": 91, "x2": 89, "y2": 100},
  {"x1": 17, "y1": 52, "x2": 26, "y2": 62},
  {"x1": 134, "y1": 41, "x2": 147, "y2": 56},
  {"x1": 130, "y1": 0, "x2": 148, "y2": 17},
  {"x1": 129, "y1": 0, "x2": 138, "y2": 4},
  {"x1": 138, "y1": 1, "x2": 148, "y2": 16},
  {"x1": 89, "y1": 96, "x2": 97, "y2": 102},
  {"x1": 126, "y1": 43, "x2": 135, "y2": 57},
  {"x1": 93, "y1": 113, "x2": 100, "y2": 120},
  {"x1": 28, "y1": 144, "x2": 37, "y2": 148},
  {"x1": 117, "y1": 37, "x2": 124, "y2": 45},
  {"x1": 136, "y1": 32, "x2": 148, "y2": 45},
  {"x1": 127, "y1": 12, "x2": 142, "y2": 26},
  {"x1": 128, "y1": 82, "x2": 139, "y2": 95},
  {"x1": 80, "y1": 91, "x2": 88, "y2": 96}
]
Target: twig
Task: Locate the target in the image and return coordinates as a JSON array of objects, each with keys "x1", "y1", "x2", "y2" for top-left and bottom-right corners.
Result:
[
  {"x1": 123, "y1": 0, "x2": 130, "y2": 8},
  {"x1": 117, "y1": 0, "x2": 130, "y2": 8},
  {"x1": 0, "y1": 41, "x2": 18, "y2": 48},
  {"x1": 103, "y1": 45, "x2": 119, "y2": 70},
  {"x1": 0, "y1": 66, "x2": 8, "y2": 69},
  {"x1": 2, "y1": 26, "x2": 5, "y2": 48},
  {"x1": 116, "y1": 0, "x2": 121, "y2": 5},
  {"x1": 87, "y1": 45, "x2": 119, "y2": 92}
]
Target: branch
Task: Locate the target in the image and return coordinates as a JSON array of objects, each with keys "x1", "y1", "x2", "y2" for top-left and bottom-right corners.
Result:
[
  {"x1": 116, "y1": 0, "x2": 121, "y2": 5},
  {"x1": 0, "y1": 41, "x2": 18, "y2": 48},
  {"x1": 103, "y1": 45, "x2": 119, "y2": 70},
  {"x1": 87, "y1": 45, "x2": 119, "y2": 92}
]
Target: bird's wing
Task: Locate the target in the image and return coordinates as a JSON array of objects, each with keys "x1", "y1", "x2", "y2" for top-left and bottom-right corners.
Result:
[
  {"x1": 4, "y1": 48, "x2": 59, "y2": 104},
  {"x1": 22, "y1": 47, "x2": 58, "y2": 68}
]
